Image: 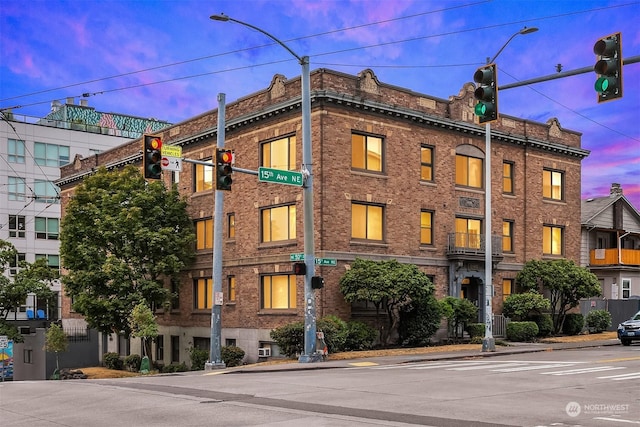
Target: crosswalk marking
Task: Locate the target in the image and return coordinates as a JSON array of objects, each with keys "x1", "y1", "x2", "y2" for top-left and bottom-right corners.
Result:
[
  {"x1": 597, "y1": 371, "x2": 640, "y2": 381},
  {"x1": 541, "y1": 366, "x2": 625, "y2": 376},
  {"x1": 365, "y1": 359, "x2": 639, "y2": 381},
  {"x1": 448, "y1": 363, "x2": 523, "y2": 371},
  {"x1": 492, "y1": 363, "x2": 573, "y2": 372}
]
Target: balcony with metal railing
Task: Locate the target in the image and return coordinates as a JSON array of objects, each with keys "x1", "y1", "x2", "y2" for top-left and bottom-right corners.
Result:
[{"x1": 446, "y1": 233, "x2": 504, "y2": 260}]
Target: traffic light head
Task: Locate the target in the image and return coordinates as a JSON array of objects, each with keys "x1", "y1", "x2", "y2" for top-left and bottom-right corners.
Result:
[
  {"x1": 473, "y1": 63, "x2": 498, "y2": 124},
  {"x1": 593, "y1": 32, "x2": 623, "y2": 103},
  {"x1": 215, "y1": 148, "x2": 234, "y2": 191},
  {"x1": 143, "y1": 135, "x2": 163, "y2": 180},
  {"x1": 293, "y1": 262, "x2": 306, "y2": 275},
  {"x1": 311, "y1": 276, "x2": 325, "y2": 289}
]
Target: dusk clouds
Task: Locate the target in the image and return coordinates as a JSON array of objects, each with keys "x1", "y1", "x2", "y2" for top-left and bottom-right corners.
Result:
[{"x1": 1, "y1": 0, "x2": 638, "y2": 207}]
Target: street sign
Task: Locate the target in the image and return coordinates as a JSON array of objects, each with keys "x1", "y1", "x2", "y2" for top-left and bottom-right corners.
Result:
[
  {"x1": 161, "y1": 156, "x2": 182, "y2": 172},
  {"x1": 161, "y1": 146, "x2": 182, "y2": 158},
  {"x1": 0, "y1": 335, "x2": 8, "y2": 349},
  {"x1": 290, "y1": 253, "x2": 305, "y2": 261},
  {"x1": 259, "y1": 167, "x2": 303, "y2": 187},
  {"x1": 289, "y1": 254, "x2": 337, "y2": 266}
]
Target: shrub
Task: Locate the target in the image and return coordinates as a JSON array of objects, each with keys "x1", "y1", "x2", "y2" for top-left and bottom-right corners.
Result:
[
  {"x1": 270, "y1": 321, "x2": 304, "y2": 358},
  {"x1": 271, "y1": 316, "x2": 376, "y2": 356},
  {"x1": 103, "y1": 352, "x2": 123, "y2": 370},
  {"x1": 317, "y1": 315, "x2": 348, "y2": 353},
  {"x1": 562, "y1": 313, "x2": 585, "y2": 336},
  {"x1": 221, "y1": 346, "x2": 245, "y2": 367},
  {"x1": 530, "y1": 314, "x2": 553, "y2": 337},
  {"x1": 161, "y1": 362, "x2": 187, "y2": 373},
  {"x1": 189, "y1": 347, "x2": 209, "y2": 371},
  {"x1": 502, "y1": 292, "x2": 550, "y2": 321},
  {"x1": 586, "y1": 309, "x2": 612, "y2": 333},
  {"x1": 343, "y1": 321, "x2": 376, "y2": 351},
  {"x1": 399, "y1": 295, "x2": 442, "y2": 347},
  {"x1": 506, "y1": 321, "x2": 539, "y2": 342},
  {"x1": 440, "y1": 297, "x2": 478, "y2": 340},
  {"x1": 124, "y1": 354, "x2": 142, "y2": 372},
  {"x1": 466, "y1": 323, "x2": 485, "y2": 339}
]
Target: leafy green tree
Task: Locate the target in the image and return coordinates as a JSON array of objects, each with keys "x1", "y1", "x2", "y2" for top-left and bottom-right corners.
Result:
[
  {"x1": 440, "y1": 296, "x2": 478, "y2": 341},
  {"x1": 502, "y1": 291, "x2": 550, "y2": 321},
  {"x1": 44, "y1": 323, "x2": 68, "y2": 372},
  {"x1": 129, "y1": 302, "x2": 158, "y2": 362},
  {"x1": 516, "y1": 259, "x2": 600, "y2": 334},
  {"x1": 60, "y1": 165, "x2": 195, "y2": 337},
  {"x1": 339, "y1": 258, "x2": 435, "y2": 346},
  {"x1": 0, "y1": 240, "x2": 57, "y2": 341}
]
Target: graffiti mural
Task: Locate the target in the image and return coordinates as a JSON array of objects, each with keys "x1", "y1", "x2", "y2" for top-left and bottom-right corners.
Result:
[{"x1": 0, "y1": 341, "x2": 13, "y2": 380}]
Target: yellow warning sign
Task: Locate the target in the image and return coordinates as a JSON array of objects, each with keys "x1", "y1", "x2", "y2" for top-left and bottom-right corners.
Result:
[{"x1": 161, "y1": 146, "x2": 182, "y2": 158}]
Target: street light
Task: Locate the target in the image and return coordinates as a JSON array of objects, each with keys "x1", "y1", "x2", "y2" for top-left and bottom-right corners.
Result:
[
  {"x1": 480, "y1": 26, "x2": 538, "y2": 353},
  {"x1": 211, "y1": 14, "x2": 320, "y2": 363}
]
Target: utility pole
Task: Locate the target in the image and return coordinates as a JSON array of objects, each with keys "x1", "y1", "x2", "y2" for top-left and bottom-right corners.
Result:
[{"x1": 205, "y1": 93, "x2": 226, "y2": 370}]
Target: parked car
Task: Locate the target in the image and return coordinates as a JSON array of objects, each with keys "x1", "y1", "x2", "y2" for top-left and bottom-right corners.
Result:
[{"x1": 617, "y1": 310, "x2": 640, "y2": 346}]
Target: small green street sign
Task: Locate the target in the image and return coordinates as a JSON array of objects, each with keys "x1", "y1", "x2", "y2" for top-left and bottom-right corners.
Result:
[
  {"x1": 289, "y1": 254, "x2": 337, "y2": 266},
  {"x1": 315, "y1": 258, "x2": 337, "y2": 266},
  {"x1": 259, "y1": 167, "x2": 303, "y2": 187}
]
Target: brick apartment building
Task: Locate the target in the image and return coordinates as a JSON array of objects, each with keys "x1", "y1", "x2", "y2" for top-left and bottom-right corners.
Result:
[{"x1": 56, "y1": 68, "x2": 588, "y2": 364}]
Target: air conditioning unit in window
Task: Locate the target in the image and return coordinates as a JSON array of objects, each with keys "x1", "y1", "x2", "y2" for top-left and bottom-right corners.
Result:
[{"x1": 258, "y1": 348, "x2": 271, "y2": 357}]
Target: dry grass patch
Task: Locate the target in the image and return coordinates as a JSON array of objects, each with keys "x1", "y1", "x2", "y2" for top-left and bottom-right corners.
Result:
[
  {"x1": 78, "y1": 367, "x2": 143, "y2": 379},
  {"x1": 540, "y1": 331, "x2": 618, "y2": 343}
]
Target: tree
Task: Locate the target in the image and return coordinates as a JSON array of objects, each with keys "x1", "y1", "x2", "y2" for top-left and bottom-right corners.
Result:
[
  {"x1": 0, "y1": 240, "x2": 57, "y2": 341},
  {"x1": 339, "y1": 258, "x2": 435, "y2": 346},
  {"x1": 439, "y1": 296, "x2": 478, "y2": 341},
  {"x1": 45, "y1": 323, "x2": 68, "y2": 373},
  {"x1": 60, "y1": 165, "x2": 195, "y2": 337},
  {"x1": 516, "y1": 259, "x2": 600, "y2": 334},
  {"x1": 129, "y1": 302, "x2": 158, "y2": 363},
  {"x1": 502, "y1": 291, "x2": 550, "y2": 321}
]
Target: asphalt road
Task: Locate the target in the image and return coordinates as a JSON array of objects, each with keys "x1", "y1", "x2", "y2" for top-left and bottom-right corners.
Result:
[{"x1": 2, "y1": 343, "x2": 639, "y2": 426}]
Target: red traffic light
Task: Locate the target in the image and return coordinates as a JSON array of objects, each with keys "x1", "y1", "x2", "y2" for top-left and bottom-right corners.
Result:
[
  {"x1": 220, "y1": 151, "x2": 233, "y2": 164},
  {"x1": 143, "y1": 134, "x2": 163, "y2": 180},
  {"x1": 293, "y1": 262, "x2": 306, "y2": 275},
  {"x1": 150, "y1": 137, "x2": 162, "y2": 150}
]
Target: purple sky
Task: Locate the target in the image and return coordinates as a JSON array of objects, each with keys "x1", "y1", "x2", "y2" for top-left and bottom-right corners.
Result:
[{"x1": 1, "y1": 0, "x2": 639, "y2": 208}]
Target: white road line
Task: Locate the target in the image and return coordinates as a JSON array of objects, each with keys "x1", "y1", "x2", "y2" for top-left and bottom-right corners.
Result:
[
  {"x1": 492, "y1": 363, "x2": 576, "y2": 372},
  {"x1": 593, "y1": 417, "x2": 640, "y2": 424},
  {"x1": 597, "y1": 371, "x2": 640, "y2": 381},
  {"x1": 448, "y1": 363, "x2": 522, "y2": 371},
  {"x1": 541, "y1": 366, "x2": 625, "y2": 375},
  {"x1": 408, "y1": 361, "x2": 491, "y2": 370}
]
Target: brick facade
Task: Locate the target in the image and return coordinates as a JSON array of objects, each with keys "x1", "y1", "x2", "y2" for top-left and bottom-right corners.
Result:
[{"x1": 58, "y1": 68, "x2": 588, "y2": 363}]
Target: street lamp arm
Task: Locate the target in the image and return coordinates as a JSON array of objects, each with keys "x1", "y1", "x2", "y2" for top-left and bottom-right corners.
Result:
[
  {"x1": 489, "y1": 26, "x2": 538, "y2": 64},
  {"x1": 210, "y1": 13, "x2": 304, "y2": 64}
]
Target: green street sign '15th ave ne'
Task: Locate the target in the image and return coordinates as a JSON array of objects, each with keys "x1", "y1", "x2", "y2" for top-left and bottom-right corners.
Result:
[
  {"x1": 259, "y1": 167, "x2": 303, "y2": 187},
  {"x1": 289, "y1": 253, "x2": 337, "y2": 266}
]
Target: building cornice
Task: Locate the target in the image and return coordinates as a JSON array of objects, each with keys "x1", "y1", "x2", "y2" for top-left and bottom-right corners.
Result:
[{"x1": 56, "y1": 90, "x2": 589, "y2": 188}]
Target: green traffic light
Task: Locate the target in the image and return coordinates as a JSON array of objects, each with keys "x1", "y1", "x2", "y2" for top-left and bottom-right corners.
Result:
[
  {"x1": 595, "y1": 76, "x2": 617, "y2": 93},
  {"x1": 475, "y1": 102, "x2": 486, "y2": 116}
]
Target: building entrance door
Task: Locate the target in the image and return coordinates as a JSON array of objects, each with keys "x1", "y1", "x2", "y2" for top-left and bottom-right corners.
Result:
[{"x1": 460, "y1": 276, "x2": 483, "y2": 322}]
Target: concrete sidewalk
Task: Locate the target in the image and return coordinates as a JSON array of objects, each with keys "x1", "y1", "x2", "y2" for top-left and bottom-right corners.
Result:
[{"x1": 217, "y1": 336, "x2": 622, "y2": 375}]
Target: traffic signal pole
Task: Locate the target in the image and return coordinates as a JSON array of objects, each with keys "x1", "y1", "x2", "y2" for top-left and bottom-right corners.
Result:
[
  {"x1": 205, "y1": 93, "x2": 227, "y2": 370},
  {"x1": 499, "y1": 55, "x2": 639, "y2": 91}
]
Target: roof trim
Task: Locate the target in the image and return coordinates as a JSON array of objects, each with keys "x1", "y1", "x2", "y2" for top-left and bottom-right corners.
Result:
[{"x1": 56, "y1": 90, "x2": 589, "y2": 187}]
